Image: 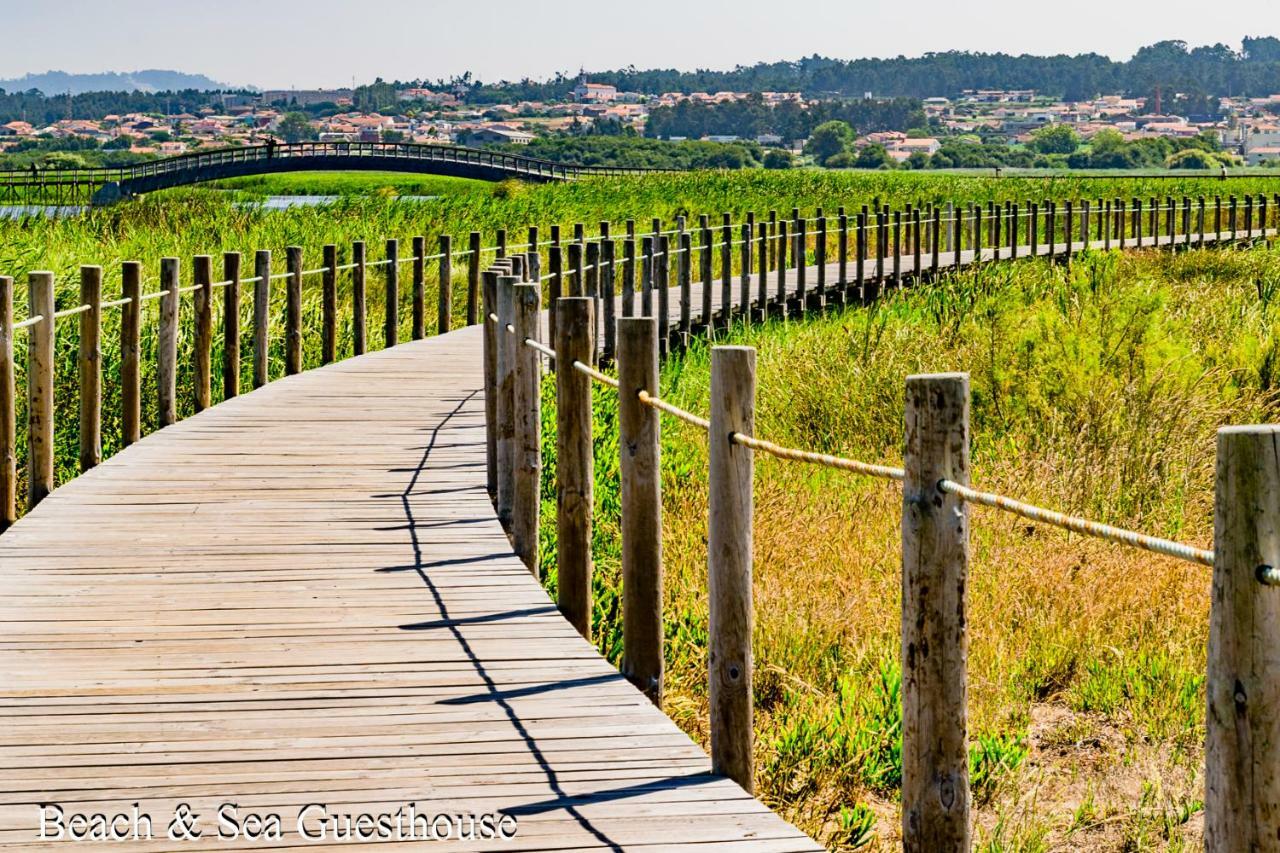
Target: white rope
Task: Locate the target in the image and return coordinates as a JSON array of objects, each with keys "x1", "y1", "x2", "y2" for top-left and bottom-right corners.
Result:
[
  {"x1": 731, "y1": 432, "x2": 905, "y2": 481},
  {"x1": 524, "y1": 338, "x2": 556, "y2": 359},
  {"x1": 573, "y1": 359, "x2": 619, "y2": 388},
  {"x1": 638, "y1": 390, "x2": 710, "y2": 430},
  {"x1": 937, "y1": 479, "x2": 1213, "y2": 567},
  {"x1": 12, "y1": 315, "x2": 43, "y2": 330},
  {"x1": 139, "y1": 290, "x2": 170, "y2": 303},
  {"x1": 99, "y1": 296, "x2": 133, "y2": 309},
  {"x1": 52, "y1": 304, "x2": 92, "y2": 319}
]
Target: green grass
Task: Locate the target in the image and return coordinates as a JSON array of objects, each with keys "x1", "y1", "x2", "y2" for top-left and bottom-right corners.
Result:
[
  {"x1": 533, "y1": 241, "x2": 1279, "y2": 849},
  {"x1": 206, "y1": 171, "x2": 491, "y2": 197}
]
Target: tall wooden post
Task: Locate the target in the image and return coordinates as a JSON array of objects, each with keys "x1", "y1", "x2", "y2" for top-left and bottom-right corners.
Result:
[
  {"x1": 618, "y1": 317, "x2": 662, "y2": 707},
  {"x1": 511, "y1": 282, "x2": 541, "y2": 575},
  {"x1": 121, "y1": 262, "x2": 141, "y2": 445},
  {"x1": 158, "y1": 258, "x2": 179, "y2": 426},
  {"x1": 495, "y1": 274, "x2": 517, "y2": 530},
  {"x1": 411, "y1": 236, "x2": 426, "y2": 341},
  {"x1": 602, "y1": 239, "x2": 617, "y2": 363},
  {"x1": 640, "y1": 236, "x2": 654, "y2": 318},
  {"x1": 902, "y1": 372, "x2": 971, "y2": 853},
  {"x1": 549, "y1": 243, "x2": 563, "y2": 337},
  {"x1": 1205, "y1": 424, "x2": 1280, "y2": 851},
  {"x1": 556, "y1": 297, "x2": 594, "y2": 638},
  {"x1": 482, "y1": 270, "x2": 499, "y2": 501},
  {"x1": 253, "y1": 251, "x2": 270, "y2": 388},
  {"x1": 756, "y1": 221, "x2": 770, "y2": 316},
  {"x1": 775, "y1": 221, "x2": 788, "y2": 310},
  {"x1": 794, "y1": 217, "x2": 808, "y2": 313},
  {"x1": 467, "y1": 231, "x2": 482, "y2": 326},
  {"x1": 708, "y1": 345, "x2": 756, "y2": 794},
  {"x1": 221, "y1": 252, "x2": 241, "y2": 398},
  {"x1": 623, "y1": 238, "x2": 636, "y2": 318},
  {"x1": 838, "y1": 210, "x2": 849, "y2": 291},
  {"x1": 193, "y1": 255, "x2": 212, "y2": 412},
  {"x1": 26, "y1": 272, "x2": 55, "y2": 507},
  {"x1": 678, "y1": 232, "x2": 692, "y2": 339},
  {"x1": 739, "y1": 224, "x2": 752, "y2": 316},
  {"x1": 384, "y1": 239, "x2": 399, "y2": 348},
  {"x1": 438, "y1": 235, "x2": 453, "y2": 335},
  {"x1": 78, "y1": 265, "x2": 102, "y2": 472},
  {"x1": 321, "y1": 245, "x2": 337, "y2": 363},
  {"x1": 721, "y1": 214, "x2": 734, "y2": 324},
  {"x1": 0, "y1": 276, "x2": 12, "y2": 530},
  {"x1": 700, "y1": 219, "x2": 713, "y2": 327},
  {"x1": 657, "y1": 235, "x2": 671, "y2": 355},
  {"x1": 815, "y1": 214, "x2": 828, "y2": 308},
  {"x1": 351, "y1": 241, "x2": 366, "y2": 356},
  {"x1": 285, "y1": 246, "x2": 302, "y2": 375}
]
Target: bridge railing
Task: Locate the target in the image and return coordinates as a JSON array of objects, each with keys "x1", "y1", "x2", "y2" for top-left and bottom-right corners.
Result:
[{"x1": 0, "y1": 142, "x2": 657, "y2": 193}]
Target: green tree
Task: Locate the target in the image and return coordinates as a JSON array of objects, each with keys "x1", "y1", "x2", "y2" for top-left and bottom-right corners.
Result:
[
  {"x1": 763, "y1": 149, "x2": 793, "y2": 169},
  {"x1": 854, "y1": 143, "x2": 892, "y2": 169},
  {"x1": 1030, "y1": 124, "x2": 1079, "y2": 155},
  {"x1": 277, "y1": 112, "x2": 317, "y2": 143},
  {"x1": 804, "y1": 120, "x2": 855, "y2": 166}
]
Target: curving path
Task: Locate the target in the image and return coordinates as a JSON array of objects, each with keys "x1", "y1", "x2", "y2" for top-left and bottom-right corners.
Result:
[
  {"x1": 0, "y1": 226, "x2": 1264, "y2": 850},
  {"x1": 0, "y1": 322, "x2": 820, "y2": 851}
]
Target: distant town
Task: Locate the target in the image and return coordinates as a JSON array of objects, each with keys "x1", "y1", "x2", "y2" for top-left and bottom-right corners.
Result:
[{"x1": 3, "y1": 76, "x2": 1280, "y2": 170}]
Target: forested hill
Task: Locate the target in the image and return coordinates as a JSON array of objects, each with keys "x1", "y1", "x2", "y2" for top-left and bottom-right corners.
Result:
[{"x1": 465, "y1": 38, "x2": 1280, "y2": 102}]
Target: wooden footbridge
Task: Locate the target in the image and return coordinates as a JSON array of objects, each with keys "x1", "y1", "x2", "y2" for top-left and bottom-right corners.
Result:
[
  {"x1": 0, "y1": 197, "x2": 1276, "y2": 850},
  {"x1": 0, "y1": 142, "x2": 654, "y2": 206}
]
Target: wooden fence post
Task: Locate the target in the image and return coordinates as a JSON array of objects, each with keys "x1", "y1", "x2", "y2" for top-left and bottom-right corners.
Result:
[
  {"x1": 602, "y1": 239, "x2": 617, "y2": 364},
  {"x1": 495, "y1": 274, "x2": 517, "y2": 530},
  {"x1": 1205, "y1": 424, "x2": 1280, "y2": 851},
  {"x1": 700, "y1": 219, "x2": 714, "y2": 328},
  {"x1": 657, "y1": 235, "x2": 671, "y2": 356},
  {"x1": 468, "y1": 231, "x2": 482, "y2": 326},
  {"x1": 556, "y1": 297, "x2": 594, "y2": 638},
  {"x1": 739, "y1": 224, "x2": 753, "y2": 316},
  {"x1": 253, "y1": 251, "x2": 270, "y2": 388},
  {"x1": 482, "y1": 270, "x2": 499, "y2": 501},
  {"x1": 0, "y1": 276, "x2": 14, "y2": 530},
  {"x1": 193, "y1": 255, "x2": 212, "y2": 411},
  {"x1": 350, "y1": 239, "x2": 366, "y2": 356},
  {"x1": 158, "y1": 258, "x2": 179, "y2": 426},
  {"x1": 27, "y1": 272, "x2": 55, "y2": 507},
  {"x1": 321, "y1": 245, "x2": 337, "y2": 363},
  {"x1": 384, "y1": 239, "x2": 399, "y2": 348},
  {"x1": 78, "y1": 266, "x2": 102, "y2": 472},
  {"x1": 618, "y1": 317, "x2": 663, "y2": 707},
  {"x1": 721, "y1": 215, "x2": 734, "y2": 324},
  {"x1": 121, "y1": 262, "x2": 141, "y2": 445},
  {"x1": 775, "y1": 221, "x2": 788, "y2": 312},
  {"x1": 223, "y1": 252, "x2": 241, "y2": 399},
  {"x1": 285, "y1": 246, "x2": 302, "y2": 375},
  {"x1": 756, "y1": 221, "x2": 770, "y2": 317},
  {"x1": 511, "y1": 282, "x2": 541, "y2": 574},
  {"x1": 75, "y1": 263, "x2": 101, "y2": 471},
  {"x1": 438, "y1": 235, "x2": 452, "y2": 335},
  {"x1": 902, "y1": 372, "x2": 971, "y2": 853},
  {"x1": 412, "y1": 236, "x2": 426, "y2": 341},
  {"x1": 678, "y1": 231, "x2": 692, "y2": 339},
  {"x1": 708, "y1": 344, "x2": 756, "y2": 795}
]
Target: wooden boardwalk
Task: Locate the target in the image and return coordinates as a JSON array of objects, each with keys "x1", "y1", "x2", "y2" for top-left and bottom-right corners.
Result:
[
  {"x1": 0, "y1": 227, "x2": 1263, "y2": 850},
  {"x1": 0, "y1": 321, "x2": 821, "y2": 851}
]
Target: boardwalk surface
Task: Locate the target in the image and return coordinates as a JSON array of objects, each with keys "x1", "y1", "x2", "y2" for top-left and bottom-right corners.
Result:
[{"x1": 0, "y1": 322, "x2": 821, "y2": 851}]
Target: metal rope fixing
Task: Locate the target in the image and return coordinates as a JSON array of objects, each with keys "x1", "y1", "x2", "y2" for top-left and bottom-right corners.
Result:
[{"x1": 937, "y1": 479, "x2": 1214, "y2": 567}]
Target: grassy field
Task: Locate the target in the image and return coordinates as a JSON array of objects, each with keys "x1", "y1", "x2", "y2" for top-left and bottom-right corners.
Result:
[
  {"x1": 535, "y1": 244, "x2": 1280, "y2": 850},
  {"x1": 207, "y1": 170, "x2": 491, "y2": 197},
  {"x1": 1, "y1": 171, "x2": 1277, "y2": 849}
]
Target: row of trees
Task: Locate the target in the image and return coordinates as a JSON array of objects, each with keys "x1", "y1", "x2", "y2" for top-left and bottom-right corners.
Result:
[
  {"x1": 644, "y1": 95, "x2": 925, "y2": 142},
  {"x1": 488, "y1": 135, "x2": 763, "y2": 169},
  {"x1": 798, "y1": 121, "x2": 1242, "y2": 171},
  {"x1": 456, "y1": 38, "x2": 1280, "y2": 103}
]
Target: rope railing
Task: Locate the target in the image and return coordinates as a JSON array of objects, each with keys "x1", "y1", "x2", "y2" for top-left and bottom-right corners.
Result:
[
  {"x1": 482, "y1": 248, "x2": 1278, "y2": 848},
  {"x1": 4, "y1": 190, "x2": 1273, "y2": 335}
]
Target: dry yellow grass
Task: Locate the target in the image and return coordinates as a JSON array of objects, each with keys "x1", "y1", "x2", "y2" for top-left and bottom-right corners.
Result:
[{"x1": 540, "y1": 244, "x2": 1280, "y2": 850}]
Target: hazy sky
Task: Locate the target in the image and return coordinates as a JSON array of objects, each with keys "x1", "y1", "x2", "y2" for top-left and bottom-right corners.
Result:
[{"x1": 0, "y1": 0, "x2": 1274, "y2": 89}]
